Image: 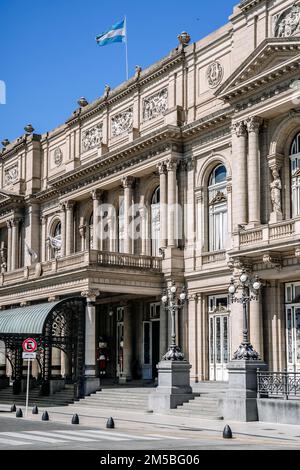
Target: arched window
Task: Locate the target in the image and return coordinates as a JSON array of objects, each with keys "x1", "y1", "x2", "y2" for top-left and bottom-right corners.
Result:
[
  {"x1": 208, "y1": 165, "x2": 228, "y2": 252},
  {"x1": 290, "y1": 133, "x2": 300, "y2": 217},
  {"x1": 118, "y1": 197, "x2": 125, "y2": 253},
  {"x1": 89, "y1": 213, "x2": 93, "y2": 249},
  {"x1": 151, "y1": 187, "x2": 160, "y2": 257},
  {"x1": 49, "y1": 221, "x2": 62, "y2": 259}
]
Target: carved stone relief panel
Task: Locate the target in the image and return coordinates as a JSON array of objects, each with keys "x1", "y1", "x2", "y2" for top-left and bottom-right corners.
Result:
[
  {"x1": 53, "y1": 148, "x2": 63, "y2": 167},
  {"x1": 5, "y1": 165, "x2": 19, "y2": 185},
  {"x1": 206, "y1": 61, "x2": 224, "y2": 89},
  {"x1": 111, "y1": 108, "x2": 133, "y2": 137},
  {"x1": 273, "y1": 4, "x2": 300, "y2": 38},
  {"x1": 82, "y1": 124, "x2": 103, "y2": 152},
  {"x1": 143, "y1": 88, "x2": 168, "y2": 122}
]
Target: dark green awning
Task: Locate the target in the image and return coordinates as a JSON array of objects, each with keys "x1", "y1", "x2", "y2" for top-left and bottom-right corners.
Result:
[{"x1": 0, "y1": 301, "x2": 62, "y2": 335}]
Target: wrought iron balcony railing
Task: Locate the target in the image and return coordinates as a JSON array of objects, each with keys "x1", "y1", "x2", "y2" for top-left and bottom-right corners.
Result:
[{"x1": 257, "y1": 370, "x2": 300, "y2": 400}]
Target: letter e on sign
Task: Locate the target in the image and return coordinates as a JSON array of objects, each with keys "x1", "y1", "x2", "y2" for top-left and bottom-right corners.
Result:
[{"x1": 22, "y1": 338, "x2": 38, "y2": 353}]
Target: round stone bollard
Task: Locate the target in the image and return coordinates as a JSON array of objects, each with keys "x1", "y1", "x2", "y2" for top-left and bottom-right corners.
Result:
[
  {"x1": 10, "y1": 404, "x2": 16, "y2": 413},
  {"x1": 106, "y1": 417, "x2": 115, "y2": 429},
  {"x1": 223, "y1": 425, "x2": 233, "y2": 439},
  {"x1": 32, "y1": 405, "x2": 39, "y2": 415},
  {"x1": 72, "y1": 414, "x2": 79, "y2": 425},
  {"x1": 42, "y1": 411, "x2": 49, "y2": 421},
  {"x1": 16, "y1": 408, "x2": 23, "y2": 418}
]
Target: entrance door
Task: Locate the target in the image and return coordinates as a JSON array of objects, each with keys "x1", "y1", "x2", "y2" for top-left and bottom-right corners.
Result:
[
  {"x1": 209, "y1": 315, "x2": 230, "y2": 382},
  {"x1": 142, "y1": 320, "x2": 160, "y2": 380},
  {"x1": 116, "y1": 307, "x2": 124, "y2": 378},
  {"x1": 286, "y1": 306, "x2": 300, "y2": 372}
]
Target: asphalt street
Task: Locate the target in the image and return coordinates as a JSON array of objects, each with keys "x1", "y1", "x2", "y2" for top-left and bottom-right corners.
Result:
[{"x1": 0, "y1": 414, "x2": 300, "y2": 450}]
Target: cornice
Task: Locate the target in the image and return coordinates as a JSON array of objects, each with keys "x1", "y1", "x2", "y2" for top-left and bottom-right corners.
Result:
[
  {"x1": 239, "y1": 0, "x2": 265, "y2": 12},
  {"x1": 182, "y1": 108, "x2": 233, "y2": 138},
  {"x1": 0, "y1": 134, "x2": 41, "y2": 160}
]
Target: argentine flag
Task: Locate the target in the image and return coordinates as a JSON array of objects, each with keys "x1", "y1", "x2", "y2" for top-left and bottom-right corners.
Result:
[{"x1": 96, "y1": 19, "x2": 126, "y2": 46}]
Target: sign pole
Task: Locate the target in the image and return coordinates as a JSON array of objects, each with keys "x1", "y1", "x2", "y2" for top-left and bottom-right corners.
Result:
[{"x1": 25, "y1": 359, "x2": 30, "y2": 417}]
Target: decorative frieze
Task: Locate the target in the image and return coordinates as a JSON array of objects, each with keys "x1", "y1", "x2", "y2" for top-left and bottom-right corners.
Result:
[
  {"x1": 5, "y1": 165, "x2": 19, "y2": 185},
  {"x1": 273, "y1": 4, "x2": 300, "y2": 38},
  {"x1": 82, "y1": 124, "x2": 103, "y2": 152},
  {"x1": 143, "y1": 88, "x2": 168, "y2": 122},
  {"x1": 206, "y1": 61, "x2": 224, "y2": 89},
  {"x1": 111, "y1": 108, "x2": 133, "y2": 137}
]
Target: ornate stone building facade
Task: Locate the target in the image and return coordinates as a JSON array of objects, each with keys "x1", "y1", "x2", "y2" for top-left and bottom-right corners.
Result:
[{"x1": 1, "y1": 0, "x2": 300, "y2": 396}]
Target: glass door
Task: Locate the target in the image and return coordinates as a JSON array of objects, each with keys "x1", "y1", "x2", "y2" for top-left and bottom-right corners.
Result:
[
  {"x1": 209, "y1": 315, "x2": 230, "y2": 382},
  {"x1": 286, "y1": 306, "x2": 300, "y2": 373}
]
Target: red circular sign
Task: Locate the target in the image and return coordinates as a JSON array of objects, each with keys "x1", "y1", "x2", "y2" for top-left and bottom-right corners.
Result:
[{"x1": 22, "y1": 338, "x2": 37, "y2": 353}]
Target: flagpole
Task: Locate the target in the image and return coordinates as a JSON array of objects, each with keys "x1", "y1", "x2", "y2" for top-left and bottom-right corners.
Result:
[{"x1": 124, "y1": 15, "x2": 129, "y2": 81}]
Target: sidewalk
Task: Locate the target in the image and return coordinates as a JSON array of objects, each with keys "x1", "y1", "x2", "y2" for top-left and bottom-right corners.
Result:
[{"x1": 1, "y1": 402, "x2": 300, "y2": 445}]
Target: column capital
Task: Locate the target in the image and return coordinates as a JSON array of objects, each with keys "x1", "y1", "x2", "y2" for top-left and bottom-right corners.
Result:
[
  {"x1": 65, "y1": 200, "x2": 76, "y2": 211},
  {"x1": 157, "y1": 161, "x2": 167, "y2": 175},
  {"x1": 6, "y1": 220, "x2": 11, "y2": 229},
  {"x1": 246, "y1": 116, "x2": 263, "y2": 133},
  {"x1": 231, "y1": 121, "x2": 247, "y2": 137},
  {"x1": 59, "y1": 202, "x2": 66, "y2": 212},
  {"x1": 122, "y1": 176, "x2": 135, "y2": 189},
  {"x1": 81, "y1": 289, "x2": 100, "y2": 301},
  {"x1": 40, "y1": 215, "x2": 47, "y2": 225},
  {"x1": 10, "y1": 217, "x2": 22, "y2": 227},
  {"x1": 166, "y1": 158, "x2": 178, "y2": 172},
  {"x1": 267, "y1": 153, "x2": 284, "y2": 172},
  {"x1": 91, "y1": 189, "x2": 104, "y2": 201}
]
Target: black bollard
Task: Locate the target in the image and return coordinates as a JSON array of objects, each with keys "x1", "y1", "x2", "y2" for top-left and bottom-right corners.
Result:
[
  {"x1": 16, "y1": 408, "x2": 23, "y2": 418},
  {"x1": 72, "y1": 414, "x2": 79, "y2": 425},
  {"x1": 32, "y1": 405, "x2": 39, "y2": 415},
  {"x1": 42, "y1": 411, "x2": 49, "y2": 421},
  {"x1": 10, "y1": 404, "x2": 16, "y2": 413},
  {"x1": 106, "y1": 417, "x2": 115, "y2": 429},
  {"x1": 223, "y1": 425, "x2": 233, "y2": 439}
]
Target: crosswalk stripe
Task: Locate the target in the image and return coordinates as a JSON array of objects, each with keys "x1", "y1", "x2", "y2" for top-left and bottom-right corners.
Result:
[
  {"x1": 0, "y1": 436, "x2": 30, "y2": 447},
  {"x1": 81, "y1": 429, "x2": 159, "y2": 441},
  {"x1": 53, "y1": 430, "x2": 128, "y2": 442},
  {"x1": 0, "y1": 432, "x2": 68, "y2": 444},
  {"x1": 148, "y1": 434, "x2": 184, "y2": 440},
  {"x1": 25, "y1": 431, "x2": 96, "y2": 442}
]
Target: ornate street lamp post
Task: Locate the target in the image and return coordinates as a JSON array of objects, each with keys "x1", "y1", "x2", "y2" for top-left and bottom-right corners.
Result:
[
  {"x1": 149, "y1": 281, "x2": 192, "y2": 412},
  {"x1": 228, "y1": 270, "x2": 262, "y2": 360},
  {"x1": 161, "y1": 282, "x2": 187, "y2": 361}
]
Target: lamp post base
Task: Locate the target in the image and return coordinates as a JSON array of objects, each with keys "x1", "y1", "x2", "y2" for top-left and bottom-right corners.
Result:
[
  {"x1": 222, "y1": 359, "x2": 268, "y2": 422},
  {"x1": 149, "y1": 360, "x2": 193, "y2": 412},
  {"x1": 233, "y1": 342, "x2": 260, "y2": 361}
]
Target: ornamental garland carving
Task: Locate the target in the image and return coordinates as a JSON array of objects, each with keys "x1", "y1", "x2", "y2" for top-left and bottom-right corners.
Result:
[
  {"x1": 143, "y1": 88, "x2": 168, "y2": 122},
  {"x1": 111, "y1": 108, "x2": 133, "y2": 137},
  {"x1": 273, "y1": 4, "x2": 300, "y2": 38},
  {"x1": 5, "y1": 165, "x2": 19, "y2": 185},
  {"x1": 82, "y1": 124, "x2": 103, "y2": 152},
  {"x1": 206, "y1": 61, "x2": 224, "y2": 89}
]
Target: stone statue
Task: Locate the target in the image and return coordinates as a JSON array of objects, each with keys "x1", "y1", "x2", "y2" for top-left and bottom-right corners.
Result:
[{"x1": 270, "y1": 169, "x2": 282, "y2": 213}]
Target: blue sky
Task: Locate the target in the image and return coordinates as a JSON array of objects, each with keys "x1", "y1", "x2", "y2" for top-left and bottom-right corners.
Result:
[{"x1": 0, "y1": 0, "x2": 238, "y2": 143}]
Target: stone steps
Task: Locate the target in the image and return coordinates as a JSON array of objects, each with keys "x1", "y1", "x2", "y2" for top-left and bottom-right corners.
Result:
[
  {"x1": 74, "y1": 387, "x2": 153, "y2": 411},
  {"x1": 0, "y1": 386, "x2": 75, "y2": 407}
]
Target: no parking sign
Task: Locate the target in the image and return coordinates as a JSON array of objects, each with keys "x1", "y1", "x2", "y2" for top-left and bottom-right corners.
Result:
[{"x1": 22, "y1": 338, "x2": 37, "y2": 353}]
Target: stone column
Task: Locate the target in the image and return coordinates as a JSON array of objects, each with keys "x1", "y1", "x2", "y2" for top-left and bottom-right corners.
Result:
[
  {"x1": 6, "y1": 220, "x2": 12, "y2": 272},
  {"x1": 122, "y1": 177, "x2": 135, "y2": 254},
  {"x1": 249, "y1": 297, "x2": 264, "y2": 360},
  {"x1": 139, "y1": 206, "x2": 148, "y2": 256},
  {"x1": 0, "y1": 341, "x2": 6, "y2": 381},
  {"x1": 159, "y1": 303, "x2": 168, "y2": 360},
  {"x1": 232, "y1": 122, "x2": 248, "y2": 230},
  {"x1": 60, "y1": 203, "x2": 66, "y2": 257},
  {"x1": 247, "y1": 117, "x2": 262, "y2": 227},
  {"x1": 158, "y1": 162, "x2": 167, "y2": 249},
  {"x1": 40, "y1": 216, "x2": 47, "y2": 262},
  {"x1": 120, "y1": 303, "x2": 132, "y2": 383},
  {"x1": 51, "y1": 348, "x2": 61, "y2": 377},
  {"x1": 91, "y1": 190, "x2": 103, "y2": 251},
  {"x1": 11, "y1": 218, "x2": 20, "y2": 271},
  {"x1": 188, "y1": 294, "x2": 198, "y2": 382},
  {"x1": 167, "y1": 158, "x2": 178, "y2": 247},
  {"x1": 65, "y1": 201, "x2": 75, "y2": 256},
  {"x1": 81, "y1": 289, "x2": 100, "y2": 395}
]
